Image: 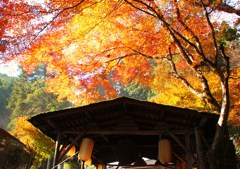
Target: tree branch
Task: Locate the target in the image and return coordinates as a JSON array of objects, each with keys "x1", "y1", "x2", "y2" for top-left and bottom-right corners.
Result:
[
  {"x1": 25, "y1": 0, "x2": 106, "y2": 50},
  {"x1": 124, "y1": 0, "x2": 157, "y2": 18},
  {"x1": 200, "y1": 0, "x2": 219, "y2": 62},
  {"x1": 167, "y1": 46, "x2": 221, "y2": 111}
]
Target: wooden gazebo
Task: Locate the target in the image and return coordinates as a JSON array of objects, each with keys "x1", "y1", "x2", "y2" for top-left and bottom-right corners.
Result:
[{"x1": 28, "y1": 97, "x2": 235, "y2": 169}]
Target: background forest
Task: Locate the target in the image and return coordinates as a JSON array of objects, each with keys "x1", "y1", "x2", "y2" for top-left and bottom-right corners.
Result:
[{"x1": 0, "y1": 0, "x2": 240, "y2": 168}]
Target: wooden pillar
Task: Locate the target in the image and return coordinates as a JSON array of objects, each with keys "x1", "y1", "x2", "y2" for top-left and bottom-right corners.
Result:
[
  {"x1": 47, "y1": 158, "x2": 52, "y2": 169},
  {"x1": 53, "y1": 132, "x2": 61, "y2": 169},
  {"x1": 195, "y1": 127, "x2": 205, "y2": 169},
  {"x1": 185, "y1": 135, "x2": 193, "y2": 169}
]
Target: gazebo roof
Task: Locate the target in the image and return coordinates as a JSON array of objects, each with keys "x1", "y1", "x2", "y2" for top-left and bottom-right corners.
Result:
[{"x1": 28, "y1": 97, "x2": 219, "y2": 166}]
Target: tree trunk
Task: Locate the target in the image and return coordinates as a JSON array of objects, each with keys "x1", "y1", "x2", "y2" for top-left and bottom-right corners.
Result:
[
  {"x1": 208, "y1": 125, "x2": 229, "y2": 169},
  {"x1": 208, "y1": 51, "x2": 233, "y2": 169}
]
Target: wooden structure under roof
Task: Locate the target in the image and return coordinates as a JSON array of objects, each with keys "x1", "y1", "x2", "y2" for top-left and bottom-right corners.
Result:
[
  {"x1": 28, "y1": 97, "x2": 236, "y2": 169},
  {"x1": 0, "y1": 128, "x2": 25, "y2": 147},
  {"x1": 0, "y1": 128, "x2": 31, "y2": 168}
]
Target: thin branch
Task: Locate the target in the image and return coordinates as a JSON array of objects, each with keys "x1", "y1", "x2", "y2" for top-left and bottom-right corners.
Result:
[
  {"x1": 148, "y1": 1, "x2": 198, "y2": 64},
  {"x1": 229, "y1": 76, "x2": 240, "y2": 79},
  {"x1": 174, "y1": 0, "x2": 205, "y2": 56},
  {"x1": 51, "y1": 0, "x2": 124, "y2": 53},
  {"x1": 124, "y1": 0, "x2": 157, "y2": 18},
  {"x1": 214, "y1": 2, "x2": 240, "y2": 16},
  {"x1": 127, "y1": 47, "x2": 155, "y2": 59},
  {"x1": 167, "y1": 47, "x2": 204, "y2": 98},
  {"x1": 143, "y1": 0, "x2": 221, "y2": 110},
  {"x1": 105, "y1": 53, "x2": 138, "y2": 63},
  {"x1": 25, "y1": 0, "x2": 107, "y2": 51},
  {"x1": 25, "y1": 0, "x2": 86, "y2": 48},
  {"x1": 200, "y1": 0, "x2": 219, "y2": 61},
  {"x1": 167, "y1": 47, "x2": 221, "y2": 111},
  {"x1": 173, "y1": 0, "x2": 217, "y2": 72}
]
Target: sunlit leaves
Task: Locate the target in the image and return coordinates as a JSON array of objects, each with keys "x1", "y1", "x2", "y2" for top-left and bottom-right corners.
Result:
[
  {"x1": 2, "y1": 0, "x2": 239, "y2": 114},
  {"x1": 18, "y1": 1, "x2": 160, "y2": 104},
  {"x1": 13, "y1": 116, "x2": 55, "y2": 167}
]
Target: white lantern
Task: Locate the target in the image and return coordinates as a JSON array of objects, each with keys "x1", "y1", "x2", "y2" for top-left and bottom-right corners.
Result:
[
  {"x1": 85, "y1": 159, "x2": 92, "y2": 166},
  {"x1": 97, "y1": 164, "x2": 105, "y2": 169},
  {"x1": 158, "y1": 139, "x2": 172, "y2": 164},
  {"x1": 78, "y1": 138, "x2": 94, "y2": 161}
]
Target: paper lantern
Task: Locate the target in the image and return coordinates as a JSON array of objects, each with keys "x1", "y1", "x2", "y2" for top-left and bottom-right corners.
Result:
[
  {"x1": 85, "y1": 159, "x2": 92, "y2": 166},
  {"x1": 78, "y1": 138, "x2": 94, "y2": 161},
  {"x1": 97, "y1": 164, "x2": 105, "y2": 169},
  {"x1": 158, "y1": 139, "x2": 172, "y2": 164},
  {"x1": 66, "y1": 145, "x2": 76, "y2": 157}
]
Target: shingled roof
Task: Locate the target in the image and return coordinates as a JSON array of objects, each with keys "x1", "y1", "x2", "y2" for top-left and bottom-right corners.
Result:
[{"x1": 28, "y1": 97, "x2": 219, "y2": 166}]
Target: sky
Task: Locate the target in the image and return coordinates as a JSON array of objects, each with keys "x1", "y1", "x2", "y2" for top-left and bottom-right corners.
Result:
[{"x1": 0, "y1": 61, "x2": 21, "y2": 77}]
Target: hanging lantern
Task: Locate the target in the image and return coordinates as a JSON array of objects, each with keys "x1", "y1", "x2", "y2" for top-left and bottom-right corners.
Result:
[
  {"x1": 78, "y1": 138, "x2": 94, "y2": 161},
  {"x1": 158, "y1": 139, "x2": 172, "y2": 164},
  {"x1": 66, "y1": 145, "x2": 76, "y2": 157},
  {"x1": 85, "y1": 159, "x2": 92, "y2": 166},
  {"x1": 97, "y1": 164, "x2": 105, "y2": 169}
]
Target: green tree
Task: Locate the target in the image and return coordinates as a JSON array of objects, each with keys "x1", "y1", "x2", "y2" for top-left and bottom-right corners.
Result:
[
  {"x1": 119, "y1": 82, "x2": 155, "y2": 100},
  {"x1": 0, "y1": 74, "x2": 15, "y2": 129},
  {"x1": 13, "y1": 116, "x2": 55, "y2": 169},
  {"x1": 7, "y1": 66, "x2": 70, "y2": 129},
  {"x1": 6, "y1": 66, "x2": 71, "y2": 168}
]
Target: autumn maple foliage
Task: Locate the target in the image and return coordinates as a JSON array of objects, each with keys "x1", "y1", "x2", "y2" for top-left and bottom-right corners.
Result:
[
  {"x1": 1, "y1": 0, "x2": 239, "y2": 169},
  {"x1": 0, "y1": 0, "x2": 10, "y2": 54}
]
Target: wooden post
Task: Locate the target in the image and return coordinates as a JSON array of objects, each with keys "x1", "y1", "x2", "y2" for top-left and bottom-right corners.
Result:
[
  {"x1": 195, "y1": 127, "x2": 205, "y2": 169},
  {"x1": 185, "y1": 135, "x2": 193, "y2": 169},
  {"x1": 53, "y1": 132, "x2": 61, "y2": 169},
  {"x1": 47, "y1": 158, "x2": 52, "y2": 169}
]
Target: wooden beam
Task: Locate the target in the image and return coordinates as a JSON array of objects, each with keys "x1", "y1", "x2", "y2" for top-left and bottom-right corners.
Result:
[
  {"x1": 47, "y1": 119, "x2": 62, "y2": 132},
  {"x1": 53, "y1": 132, "x2": 61, "y2": 169},
  {"x1": 173, "y1": 151, "x2": 184, "y2": 162},
  {"x1": 114, "y1": 164, "x2": 175, "y2": 169},
  {"x1": 61, "y1": 129, "x2": 194, "y2": 135},
  {"x1": 167, "y1": 130, "x2": 198, "y2": 162}
]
